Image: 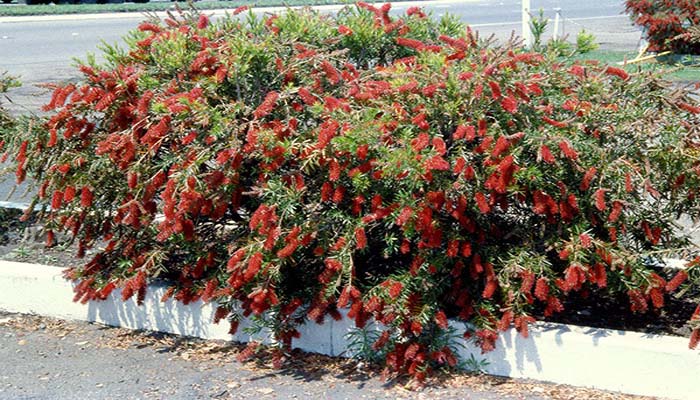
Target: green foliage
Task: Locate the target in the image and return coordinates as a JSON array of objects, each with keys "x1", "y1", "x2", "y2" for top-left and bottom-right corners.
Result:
[
  {"x1": 0, "y1": 72, "x2": 20, "y2": 150},
  {"x1": 3, "y1": 4, "x2": 700, "y2": 381},
  {"x1": 575, "y1": 30, "x2": 598, "y2": 54},
  {"x1": 529, "y1": 9, "x2": 549, "y2": 50}
]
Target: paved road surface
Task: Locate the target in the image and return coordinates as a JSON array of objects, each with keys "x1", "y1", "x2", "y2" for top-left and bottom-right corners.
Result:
[
  {"x1": 0, "y1": 0, "x2": 641, "y2": 203},
  {"x1": 0, "y1": 311, "x2": 648, "y2": 400}
]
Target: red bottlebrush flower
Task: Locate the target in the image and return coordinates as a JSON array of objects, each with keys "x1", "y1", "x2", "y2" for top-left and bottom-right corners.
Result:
[
  {"x1": 253, "y1": 91, "x2": 279, "y2": 119},
  {"x1": 628, "y1": 290, "x2": 648, "y2": 313},
  {"x1": 389, "y1": 281, "x2": 403, "y2": 299},
  {"x1": 325, "y1": 258, "x2": 343, "y2": 272},
  {"x1": 396, "y1": 206, "x2": 413, "y2": 226},
  {"x1": 197, "y1": 14, "x2": 209, "y2": 29},
  {"x1": 320, "y1": 60, "x2": 341, "y2": 85},
  {"x1": 453, "y1": 125, "x2": 475, "y2": 141},
  {"x1": 48, "y1": 128, "x2": 58, "y2": 147},
  {"x1": 534, "y1": 278, "x2": 549, "y2": 301},
  {"x1": 579, "y1": 233, "x2": 592, "y2": 248},
  {"x1": 94, "y1": 92, "x2": 116, "y2": 112},
  {"x1": 593, "y1": 188, "x2": 606, "y2": 211},
  {"x1": 406, "y1": 6, "x2": 426, "y2": 18},
  {"x1": 51, "y1": 190, "x2": 63, "y2": 210},
  {"x1": 475, "y1": 192, "x2": 490, "y2": 214},
  {"x1": 690, "y1": 329, "x2": 700, "y2": 350},
  {"x1": 488, "y1": 81, "x2": 502, "y2": 99},
  {"x1": 80, "y1": 186, "x2": 93, "y2": 207},
  {"x1": 372, "y1": 330, "x2": 391, "y2": 351},
  {"x1": 398, "y1": 80, "x2": 418, "y2": 93},
  {"x1": 482, "y1": 278, "x2": 497, "y2": 299},
  {"x1": 569, "y1": 65, "x2": 585, "y2": 78},
  {"x1": 233, "y1": 5, "x2": 249, "y2": 15},
  {"x1": 580, "y1": 167, "x2": 597, "y2": 191},
  {"x1": 432, "y1": 137, "x2": 447, "y2": 155},
  {"x1": 520, "y1": 270, "x2": 535, "y2": 294},
  {"x1": 558, "y1": 140, "x2": 578, "y2": 160},
  {"x1": 215, "y1": 66, "x2": 228, "y2": 83},
  {"x1": 608, "y1": 200, "x2": 624, "y2": 222},
  {"x1": 435, "y1": 310, "x2": 449, "y2": 329},
  {"x1": 459, "y1": 71, "x2": 474, "y2": 81},
  {"x1": 678, "y1": 102, "x2": 700, "y2": 114},
  {"x1": 356, "y1": 144, "x2": 369, "y2": 160},
  {"x1": 666, "y1": 270, "x2": 688, "y2": 292},
  {"x1": 478, "y1": 119, "x2": 488, "y2": 136},
  {"x1": 298, "y1": 87, "x2": 317, "y2": 105},
  {"x1": 544, "y1": 295, "x2": 564, "y2": 317},
  {"x1": 411, "y1": 132, "x2": 430, "y2": 151},
  {"x1": 411, "y1": 113, "x2": 429, "y2": 130},
  {"x1": 332, "y1": 185, "x2": 345, "y2": 204},
  {"x1": 500, "y1": 96, "x2": 518, "y2": 113},
  {"x1": 338, "y1": 25, "x2": 353, "y2": 35},
  {"x1": 46, "y1": 230, "x2": 55, "y2": 247},
  {"x1": 424, "y1": 155, "x2": 450, "y2": 171},
  {"x1": 591, "y1": 263, "x2": 607, "y2": 288},
  {"x1": 396, "y1": 37, "x2": 425, "y2": 50},
  {"x1": 543, "y1": 116, "x2": 569, "y2": 128},
  {"x1": 127, "y1": 172, "x2": 138, "y2": 189},
  {"x1": 63, "y1": 186, "x2": 76, "y2": 203},
  {"x1": 354, "y1": 227, "x2": 367, "y2": 249},
  {"x1": 328, "y1": 159, "x2": 341, "y2": 181},
  {"x1": 138, "y1": 22, "x2": 162, "y2": 33},
  {"x1": 559, "y1": 248, "x2": 570, "y2": 260},
  {"x1": 539, "y1": 144, "x2": 555, "y2": 163},
  {"x1": 244, "y1": 252, "x2": 263, "y2": 281},
  {"x1": 321, "y1": 182, "x2": 333, "y2": 202},
  {"x1": 604, "y1": 66, "x2": 629, "y2": 81},
  {"x1": 497, "y1": 310, "x2": 514, "y2": 331},
  {"x1": 649, "y1": 287, "x2": 664, "y2": 309}
]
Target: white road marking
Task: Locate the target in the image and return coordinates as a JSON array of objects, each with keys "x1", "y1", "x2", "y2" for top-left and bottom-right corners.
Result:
[{"x1": 470, "y1": 14, "x2": 626, "y2": 27}]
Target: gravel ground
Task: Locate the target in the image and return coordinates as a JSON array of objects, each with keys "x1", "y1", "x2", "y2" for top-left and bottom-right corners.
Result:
[{"x1": 0, "y1": 311, "x2": 660, "y2": 400}]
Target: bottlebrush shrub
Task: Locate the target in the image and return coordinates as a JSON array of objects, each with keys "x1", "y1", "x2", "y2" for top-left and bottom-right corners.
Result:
[
  {"x1": 625, "y1": 0, "x2": 700, "y2": 54},
  {"x1": 4, "y1": 4, "x2": 700, "y2": 379},
  {"x1": 0, "y1": 72, "x2": 19, "y2": 134}
]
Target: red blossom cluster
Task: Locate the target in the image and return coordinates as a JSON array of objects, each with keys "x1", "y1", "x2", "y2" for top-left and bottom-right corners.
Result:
[{"x1": 625, "y1": 0, "x2": 700, "y2": 54}]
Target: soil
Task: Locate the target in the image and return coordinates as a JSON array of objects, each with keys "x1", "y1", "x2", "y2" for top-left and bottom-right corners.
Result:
[{"x1": 0, "y1": 208, "x2": 697, "y2": 339}]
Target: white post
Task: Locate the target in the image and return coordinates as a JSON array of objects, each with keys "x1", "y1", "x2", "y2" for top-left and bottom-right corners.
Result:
[
  {"x1": 553, "y1": 8, "x2": 561, "y2": 40},
  {"x1": 522, "y1": 0, "x2": 532, "y2": 48}
]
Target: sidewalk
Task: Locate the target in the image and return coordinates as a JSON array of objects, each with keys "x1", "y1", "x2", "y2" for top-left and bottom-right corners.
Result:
[{"x1": 0, "y1": 311, "x2": 655, "y2": 400}]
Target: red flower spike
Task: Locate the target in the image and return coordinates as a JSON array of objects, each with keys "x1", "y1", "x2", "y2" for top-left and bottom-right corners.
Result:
[
  {"x1": 232, "y1": 5, "x2": 249, "y2": 15},
  {"x1": 475, "y1": 192, "x2": 490, "y2": 214},
  {"x1": 666, "y1": 270, "x2": 688, "y2": 292},
  {"x1": 580, "y1": 167, "x2": 597, "y2": 191},
  {"x1": 435, "y1": 311, "x2": 448, "y2": 329},
  {"x1": 197, "y1": 14, "x2": 209, "y2": 29},
  {"x1": 604, "y1": 66, "x2": 629, "y2": 81},
  {"x1": 354, "y1": 227, "x2": 367, "y2": 250},
  {"x1": 539, "y1": 144, "x2": 555, "y2": 163},
  {"x1": 593, "y1": 189, "x2": 607, "y2": 212}
]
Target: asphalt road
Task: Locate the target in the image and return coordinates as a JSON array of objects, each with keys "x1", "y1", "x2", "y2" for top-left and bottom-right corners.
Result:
[
  {"x1": 0, "y1": 0, "x2": 641, "y2": 203},
  {"x1": 0, "y1": 311, "x2": 647, "y2": 400}
]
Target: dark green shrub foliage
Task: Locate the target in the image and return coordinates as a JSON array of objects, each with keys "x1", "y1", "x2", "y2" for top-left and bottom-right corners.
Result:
[
  {"x1": 625, "y1": 0, "x2": 700, "y2": 54},
  {"x1": 0, "y1": 72, "x2": 19, "y2": 133},
  {"x1": 4, "y1": 3, "x2": 700, "y2": 379}
]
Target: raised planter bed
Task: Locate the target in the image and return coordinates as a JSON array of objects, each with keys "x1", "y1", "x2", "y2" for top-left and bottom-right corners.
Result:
[{"x1": 0, "y1": 260, "x2": 697, "y2": 400}]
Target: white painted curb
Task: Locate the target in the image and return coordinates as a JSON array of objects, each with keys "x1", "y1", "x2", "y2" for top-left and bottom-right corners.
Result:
[{"x1": 0, "y1": 260, "x2": 698, "y2": 400}]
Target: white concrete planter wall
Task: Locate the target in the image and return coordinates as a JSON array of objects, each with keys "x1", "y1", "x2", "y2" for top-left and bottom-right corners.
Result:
[{"x1": 1, "y1": 260, "x2": 698, "y2": 400}]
